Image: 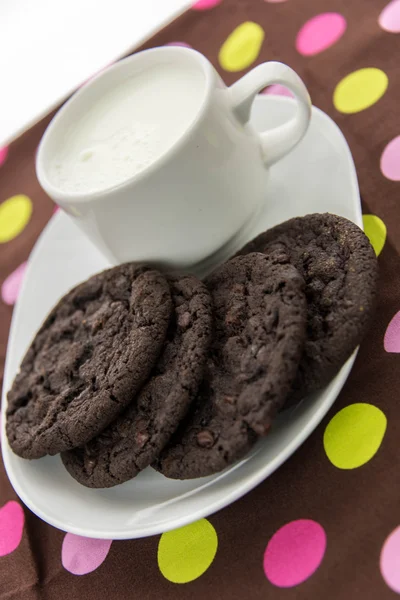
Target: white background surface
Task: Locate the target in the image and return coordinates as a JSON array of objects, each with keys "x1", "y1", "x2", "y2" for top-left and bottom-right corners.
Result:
[{"x1": 0, "y1": 0, "x2": 191, "y2": 146}]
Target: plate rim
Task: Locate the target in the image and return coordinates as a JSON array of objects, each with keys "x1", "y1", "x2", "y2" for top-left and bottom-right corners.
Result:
[{"x1": 1, "y1": 96, "x2": 362, "y2": 538}]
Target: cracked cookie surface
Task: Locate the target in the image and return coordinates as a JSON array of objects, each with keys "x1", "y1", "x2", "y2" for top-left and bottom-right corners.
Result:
[
  {"x1": 155, "y1": 253, "x2": 307, "y2": 479},
  {"x1": 61, "y1": 274, "x2": 213, "y2": 487},
  {"x1": 236, "y1": 214, "x2": 378, "y2": 402},
  {"x1": 6, "y1": 263, "x2": 172, "y2": 459}
]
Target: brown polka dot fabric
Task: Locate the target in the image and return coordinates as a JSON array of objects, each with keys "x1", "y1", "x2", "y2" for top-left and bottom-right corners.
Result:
[{"x1": 1, "y1": 0, "x2": 400, "y2": 597}]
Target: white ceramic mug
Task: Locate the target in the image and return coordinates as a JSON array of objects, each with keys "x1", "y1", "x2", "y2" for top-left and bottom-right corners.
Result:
[{"x1": 36, "y1": 47, "x2": 311, "y2": 270}]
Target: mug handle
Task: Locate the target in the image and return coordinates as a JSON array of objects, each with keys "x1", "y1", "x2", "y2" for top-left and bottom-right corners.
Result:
[{"x1": 229, "y1": 62, "x2": 312, "y2": 167}]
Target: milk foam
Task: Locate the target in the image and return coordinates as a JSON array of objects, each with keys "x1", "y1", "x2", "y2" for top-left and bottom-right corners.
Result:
[{"x1": 49, "y1": 63, "x2": 205, "y2": 194}]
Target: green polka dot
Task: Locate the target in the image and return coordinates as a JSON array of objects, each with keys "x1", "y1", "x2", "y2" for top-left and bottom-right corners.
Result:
[
  {"x1": 0, "y1": 195, "x2": 32, "y2": 243},
  {"x1": 158, "y1": 519, "x2": 218, "y2": 583},
  {"x1": 324, "y1": 403, "x2": 387, "y2": 469},
  {"x1": 363, "y1": 214, "x2": 387, "y2": 256},
  {"x1": 333, "y1": 68, "x2": 388, "y2": 114},
  {"x1": 219, "y1": 22, "x2": 264, "y2": 72}
]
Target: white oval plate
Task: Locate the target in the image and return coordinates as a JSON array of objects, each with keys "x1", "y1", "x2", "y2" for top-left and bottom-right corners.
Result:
[{"x1": 1, "y1": 96, "x2": 362, "y2": 539}]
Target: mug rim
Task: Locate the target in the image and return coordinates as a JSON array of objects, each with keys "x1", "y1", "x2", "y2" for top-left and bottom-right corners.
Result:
[{"x1": 36, "y1": 47, "x2": 216, "y2": 203}]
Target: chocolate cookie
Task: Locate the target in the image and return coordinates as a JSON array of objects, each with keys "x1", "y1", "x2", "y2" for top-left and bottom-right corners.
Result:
[
  {"x1": 155, "y1": 253, "x2": 307, "y2": 479},
  {"x1": 6, "y1": 264, "x2": 172, "y2": 459},
  {"x1": 236, "y1": 213, "x2": 378, "y2": 401},
  {"x1": 61, "y1": 274, "x2": 213, "y2": 488}
]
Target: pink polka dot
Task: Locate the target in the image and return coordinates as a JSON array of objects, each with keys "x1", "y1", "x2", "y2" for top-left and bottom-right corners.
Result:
[
  {"x1": 0, "y1": 147, "x2": 9, "y2": 167},
  {"x1": 296, "y1": 13, "x2": 347, "y2": 56},
  {"x1": 263, "y1": 519, "x2": 326, "y2": 588},
  {"x1": 62, "y1": 534, "x2": 112, "y2": 575},
  {"x1": 263, "y1": 84, "x2": 294, "y2": 98},
  {"x1": 0, "y1": 501, "x2": 24, "y2": 557},
  {"x1": 192, "y1": 0, "x2": 222, "y2": 9},
  {"x1": 381, "y1": 526, "x2": 400, "y2": 592},
  {"x1": 379, "y1": 0, "x2": 400, "y2": 33},
  {"x1": 1, "y1": 262, "x2": 27, "y2": 306},
  {"x1": 384, "y1": 311, "x2": 400, "y2": 353},
  {"x1": 380, "y1": 135, "x2": 400, "y2": 181},
  {"x1": 165, "y1": 42, "x2": 192, "y2": 48}
]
